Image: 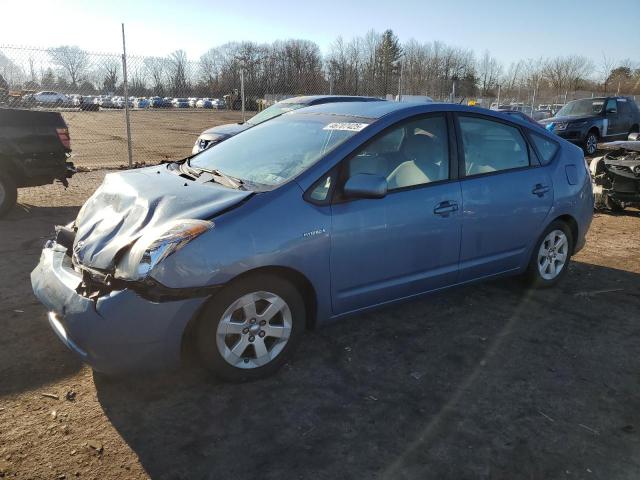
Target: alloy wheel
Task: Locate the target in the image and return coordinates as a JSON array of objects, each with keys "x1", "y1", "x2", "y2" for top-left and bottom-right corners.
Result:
[
  {"x1": 586, "y1": 134, "x2": 597, "y2": 155},
  {"x1": 216, "y1": 291, "x2": 292, "y2": 369},
  {"x1": 537, "y1": 230, "x2": 569, "y2": 280}
]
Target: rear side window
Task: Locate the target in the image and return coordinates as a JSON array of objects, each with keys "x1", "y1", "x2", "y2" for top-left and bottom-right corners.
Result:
[
  {"x1": 529, "y1": 132, "x2": 559, "y2": 165},
  {"x1": 459, "y1": 116, "x2": 530, "y2": 176}
]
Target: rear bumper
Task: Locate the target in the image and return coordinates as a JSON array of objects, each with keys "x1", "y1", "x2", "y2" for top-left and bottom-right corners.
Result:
[{"x1": 31, "y1": 245, "x2": 206, "y2": 374}]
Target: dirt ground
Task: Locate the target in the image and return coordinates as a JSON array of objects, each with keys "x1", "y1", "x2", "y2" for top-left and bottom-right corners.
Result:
[
  {"x1": 60, "y1": 109, "x2": 247, "y2": 169},
  {"x1": 1, "y1": 170, "x2": 640, "y2": 479}
]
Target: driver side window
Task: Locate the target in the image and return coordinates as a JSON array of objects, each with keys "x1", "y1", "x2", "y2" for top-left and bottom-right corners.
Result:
[{"x1": 346, "y1": 115, "x2": 450, "y2": 191}]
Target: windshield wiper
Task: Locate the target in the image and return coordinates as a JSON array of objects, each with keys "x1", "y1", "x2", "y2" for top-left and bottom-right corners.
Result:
[
  {"x1": 210, "y1": 169, "x2": 244, "y2": 189},
  {"x1": 183, "y1": 159, "x2": 244, "y2": 189}
]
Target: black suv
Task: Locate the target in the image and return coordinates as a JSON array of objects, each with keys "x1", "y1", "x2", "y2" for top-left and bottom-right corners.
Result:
[{"x1": 539, "y1": 96, "x2": 640, "y2": 155}]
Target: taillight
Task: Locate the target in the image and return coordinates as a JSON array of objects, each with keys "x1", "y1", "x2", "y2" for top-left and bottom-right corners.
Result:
[{"x1": 56, "y1": 128, "x2": 71, "y2": 150}]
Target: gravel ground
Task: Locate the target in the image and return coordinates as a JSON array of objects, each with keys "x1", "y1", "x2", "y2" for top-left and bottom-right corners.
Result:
[
  {"x1": 61, "y1": 109, "x2": 247, "y2": 169},
  {"x1": 0, "y1": 171, "x2": 639, "y2": 480}
]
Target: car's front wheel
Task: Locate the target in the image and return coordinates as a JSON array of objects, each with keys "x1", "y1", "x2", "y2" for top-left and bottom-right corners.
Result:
[
  {"x1": 583, "y1": 130, "x2": 598, "y2": 156},
  {"x1": 525, "y1": 221, "x2": 573, "y2": 288},
  {"x1": 196, "y1": 273, "x2": 305, "y2": 382}
]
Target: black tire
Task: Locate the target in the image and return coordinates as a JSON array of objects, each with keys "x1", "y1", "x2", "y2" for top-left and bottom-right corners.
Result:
[
  {"x1": 0, "y1": 172, "x2": 18, "y2": 218},
  {"x1": 525, "y1": 220, "x2": 574, "y2": 289},
  {"x1": 603, "y1": 194, "x2": 625, "y2": 212},
  {"x1": 195, "y1": 273, "x2": 306, "y2": 382},
  {"x1": 583, "y1": 130, "x2": 599, "y2": 156}
]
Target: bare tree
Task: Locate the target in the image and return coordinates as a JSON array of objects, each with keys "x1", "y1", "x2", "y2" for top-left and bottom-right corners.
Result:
[
  {"x1": 168, "y1": 50, "x2": 189, "y2": 96},
  {"x1": 143, "y1": 57, "x2": 167, "y2": 96},
  {"x1": 477, "y1": 50, "x2": 502, "y2": 96},
  {"x1": 48, "y1": 46, "x2": 90, "y2": 87},
  {"x1": 98, "y1": 58, "x2": 120, "y2": 93}
]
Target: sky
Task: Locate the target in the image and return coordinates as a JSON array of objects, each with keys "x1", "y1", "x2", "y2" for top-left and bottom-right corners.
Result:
[{"x1": 1, "y1": 0, "x2": 638, "y2": 66}]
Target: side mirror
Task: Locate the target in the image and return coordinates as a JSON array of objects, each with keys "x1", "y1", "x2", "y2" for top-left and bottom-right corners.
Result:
[
  {"x1": 606, "y1": 108, "x2": 617, "y2": 115},
  {"x1": 343, "y1": 174, "x2": 388, "y2": 199}
]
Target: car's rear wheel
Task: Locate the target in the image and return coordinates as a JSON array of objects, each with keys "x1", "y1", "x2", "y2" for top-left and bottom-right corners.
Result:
[
  {"x1": 0, "y1": 172, "x2": 18, "y2": 218},
  {"x1": 525, "y1": 221, "x2": 573, "y2": 288},
  {"x1": 583, "y1": 130, "x2": 598, "y2": 156},
  {"x1": 603, "y1": 194, "x2": 625, "y2": 212},
  {"x1": 196, "y1": 273, "x2": 305, "y2": 382}
]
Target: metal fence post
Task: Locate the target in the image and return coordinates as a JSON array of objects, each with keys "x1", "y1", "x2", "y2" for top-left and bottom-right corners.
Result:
[
  {"x1": 121, "y1": 23, "x2": 133, "y2": 168},
  {"x1": 240, "y1": 69, "x2": 245, "y2": 122}
]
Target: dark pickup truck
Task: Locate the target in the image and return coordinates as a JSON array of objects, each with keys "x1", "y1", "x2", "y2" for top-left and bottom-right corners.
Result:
[
  {"x1": 539, "y1": 96, "x2": 640, "y2": 155},
  {"x1": 0, "y1": 108, "x2": 75, "y2": 216}
]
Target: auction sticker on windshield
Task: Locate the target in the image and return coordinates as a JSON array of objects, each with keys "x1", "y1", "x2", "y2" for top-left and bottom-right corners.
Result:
[{"x1": 323, "y1": 122, "x2": 369, "y2": 132}]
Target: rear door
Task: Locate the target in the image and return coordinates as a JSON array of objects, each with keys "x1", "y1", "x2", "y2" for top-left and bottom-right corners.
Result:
[
  {"x1": 329, "y1": 113, "x2": 462, "y2": 314},
  {"x1": 604, "y1": 98, "x2": 623, "y2": 138},
  {"x1": 616, "y1": 98, "x2": 633, "y2": 136},
  {"x1": 455, "y1": 114, "x2": 553, "y2": 282}
]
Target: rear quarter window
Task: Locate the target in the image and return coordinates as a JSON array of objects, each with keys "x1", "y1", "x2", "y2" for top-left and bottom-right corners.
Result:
[{"x1": 529, "y1": 132, "x2": 559, "y2": 165}]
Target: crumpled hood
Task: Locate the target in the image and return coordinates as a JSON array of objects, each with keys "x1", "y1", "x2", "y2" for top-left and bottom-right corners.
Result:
[
  {"x1": 72, "y1": 165, "x2": 252, "y2": 270},
  {"x1": 200, "y1": 122, "x2": 251, "y2": 138}
]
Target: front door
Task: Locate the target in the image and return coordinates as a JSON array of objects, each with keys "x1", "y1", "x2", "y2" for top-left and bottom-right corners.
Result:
[
  {"x1": 330, "y1": 114, "x2": 462, "y2": 314},
  {"x1": 455, "y1": 114, "x2": 554, "y2": 282}
]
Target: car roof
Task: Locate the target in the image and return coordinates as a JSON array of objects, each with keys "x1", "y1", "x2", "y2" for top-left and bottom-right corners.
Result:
[
  {"x1": 291, "y1": 101, "x2": 550, "y2": 131},
  {"x1": 280, "y1": 95, "x2": 382, "y2": 106}
]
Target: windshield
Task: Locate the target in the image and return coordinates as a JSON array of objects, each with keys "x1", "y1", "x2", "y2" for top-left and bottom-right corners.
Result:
[
  {"x1": 555, "y1": 99, "x2": 604, "y2": 117},
  {"x1": 246, "y1": 102, "x2": 307, "y2": 125},
  {"x1": 191, "y1": 113, "x2": 371, "y2": 187}
]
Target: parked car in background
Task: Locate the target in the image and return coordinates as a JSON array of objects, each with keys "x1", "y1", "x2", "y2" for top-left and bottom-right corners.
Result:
[
  {"x1": 196, "y1": 98, "x2": 214, "y2": 108},
  {"x1": 95, "y1": 96, "x2": 114, "y2": 109},
  {"x1": 192, "y1": 95, "x2": 383, "y2": 153},
  {"x1": 0, "y1": 108, "x2": 75, "y2": 216},
  {"x1": 172, "y1": 98, "x2": 190, "y2": 108},
  {"x1": 533, "y1": 109, "x2": 553, "y2": 121},
  {"x1": 32, "y1": 101, "x2": 593, "y2": 381},
  {"x1": 33, "y1": 91, "x2": 69, "y2": 106},
  {"x1": 501, "y1": 110, "x2": 538, "y2": 124},
  {"x1": 188, "y1": 97, "x2": 199, "y2": 107},
  {"x1": 133, "y1": 97, "x2": 150, "y2": 109},
  {"x1": 149, "y1": 96, "x2": 171, "y2": 108},
  {"x1": 539, "y1": 97, "x2": 640, "y2": 155}
]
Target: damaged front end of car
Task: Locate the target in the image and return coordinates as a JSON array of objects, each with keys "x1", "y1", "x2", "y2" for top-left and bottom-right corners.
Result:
[
  {"x1": 30, "y1": 164, "x2": 253, "y2": 373},
  {"x1": 590, "y1": 134, "x2": 640, "y2": 212}
]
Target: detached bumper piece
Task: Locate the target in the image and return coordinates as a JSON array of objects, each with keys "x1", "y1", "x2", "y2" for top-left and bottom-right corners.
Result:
[{"x1": 31, "y1": 245, "x2": 208, "y2": 374}]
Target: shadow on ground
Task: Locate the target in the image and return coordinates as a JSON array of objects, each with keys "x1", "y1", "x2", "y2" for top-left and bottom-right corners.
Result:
[
  {"x1": 95, "y1": 262, "x2": 640, "y2": 480},
  {"x1": 0, "y1": 205, "x2": 83, "y2": 395}
]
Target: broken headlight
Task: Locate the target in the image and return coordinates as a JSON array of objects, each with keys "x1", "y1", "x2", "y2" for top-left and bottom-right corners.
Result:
[{"x1": 115, "y1": 219, "x2": 213, "y2": 281}]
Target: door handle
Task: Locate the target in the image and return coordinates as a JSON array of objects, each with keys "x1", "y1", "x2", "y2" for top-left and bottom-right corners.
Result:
[
  {"x1": 532, "y1": 184, "x2": 550, "y2": 197},
  {"x1": 433, "y1": 201, "x2": 459, "y2": 216}
]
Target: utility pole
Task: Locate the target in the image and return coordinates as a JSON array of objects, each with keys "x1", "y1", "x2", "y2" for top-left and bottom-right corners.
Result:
[
  {"x1": 121, "y1": 23, "x2": 133, "y2": 168},
  {"x1": 397, "y1": 55, "x2": 404, "y2": 101},
  {"x1": 496, "y1": 84, "x2": 501, "y2": 108},
  {"x1": 240, "y1": 68, "x2": 245, "y2": 122}
]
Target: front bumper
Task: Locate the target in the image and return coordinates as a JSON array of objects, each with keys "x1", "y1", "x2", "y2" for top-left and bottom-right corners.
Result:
[
  {"x1": 554, "y1": 129, "x2": 585, "y2": 142},
  {"x1": 31, "y1": 245, "x2": 207, "y2": 374}
]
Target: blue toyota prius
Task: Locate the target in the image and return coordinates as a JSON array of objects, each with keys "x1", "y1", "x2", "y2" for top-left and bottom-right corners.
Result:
[{"x1": 31, "y1": 101, "x2": 594, "y2": 381}]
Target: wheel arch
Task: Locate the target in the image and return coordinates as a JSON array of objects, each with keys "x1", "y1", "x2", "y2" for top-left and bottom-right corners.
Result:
[
  {"x1": 587, "y1": 125, "x2": 600, "y2": 138},
  {"x1": 180, "y1": 265, "x2": 319, "y2": 363},
  {"x1": 552, "y1": 214, "x2": 579, "y2": 254}
]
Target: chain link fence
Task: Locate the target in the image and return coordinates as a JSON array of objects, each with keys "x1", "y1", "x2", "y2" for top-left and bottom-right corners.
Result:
[{"x1": 1, "y1": 43, "x2": 638, "y2": 170}]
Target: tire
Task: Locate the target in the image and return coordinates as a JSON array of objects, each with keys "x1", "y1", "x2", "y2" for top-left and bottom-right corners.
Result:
[
  {"x1": 195, "y1": 273, "x2": 306, "y2": 382},
  {"x1": 0, "y1": 172, "x2": 18, "y2": 218},
  {"x1": 603, "y1": 194, "x2": 625, "y2": 212},
  {"x1": 583, "y1": 130, "x2": 598, "y2": 156},
  {"x1": 525, "y1": 221, "x2": 573, "y2": 289}
]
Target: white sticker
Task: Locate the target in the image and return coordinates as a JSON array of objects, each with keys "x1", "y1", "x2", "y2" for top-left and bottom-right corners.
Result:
[{"x1": 323, "y1": 122, "x2": 369, "y2": 132}]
